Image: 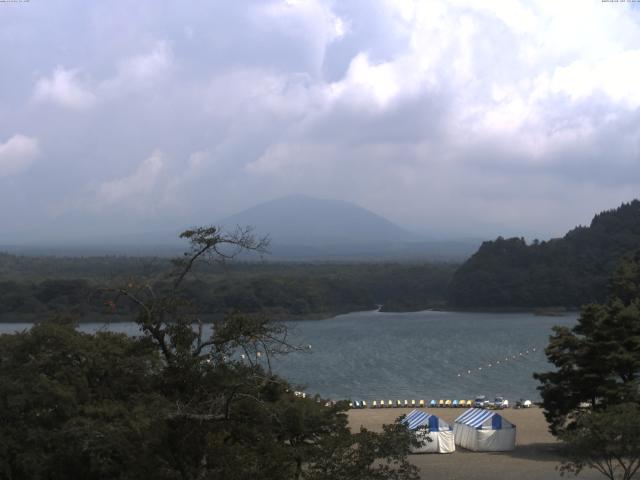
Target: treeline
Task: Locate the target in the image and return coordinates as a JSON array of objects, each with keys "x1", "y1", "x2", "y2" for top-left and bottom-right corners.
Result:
[
  {"x1": 0, "y1": 253, "x2": 171, "y2": 281},
  {"x1": 449, "y1": 200, "x2": 640, "y2": 308},
  {"x1": 0, "y1": 261, "x2": 456, "y2": 320}
]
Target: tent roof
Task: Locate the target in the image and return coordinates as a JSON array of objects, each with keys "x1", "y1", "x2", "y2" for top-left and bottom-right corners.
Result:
[
  {"x1": 400, "y1": 409, "x2": 451, "y2": 431},
  {"x1": 454, "y1": 408, "x2": 514, "y2": 429}
]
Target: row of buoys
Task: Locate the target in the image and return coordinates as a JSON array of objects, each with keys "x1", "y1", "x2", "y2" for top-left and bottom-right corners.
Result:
[
  {"x1": 237, "y1": 345, "x2": 311, "y2": 362},
  {"x1": 456, "y1": 347, "x2": 537, "y2": 378},
  {"x1": 349, "y1": 399, "x2": 475, "y2": 409}
]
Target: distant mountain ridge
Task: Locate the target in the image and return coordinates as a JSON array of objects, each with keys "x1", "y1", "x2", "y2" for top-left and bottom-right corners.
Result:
[
  {"x1": 215, "y1": 195, "x2": 479, "y2": 261},
  {"x1": 449, "y1": 199, "x2": 640, "y2": 308},
  {"x1": 218, "y1": 194, "x2": 416, "y2": 246},
  {"x1": 1, "y1": 195, "x2": 480, "y2": 261}
]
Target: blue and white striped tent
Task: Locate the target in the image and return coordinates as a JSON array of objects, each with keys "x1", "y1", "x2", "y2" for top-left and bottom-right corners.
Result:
[
  {"x1": 400, "y1": 410, "x2": 455, "y2": 453},
  {"x1": 453, "y1": 408, "x2": 516, "y2": 451}
]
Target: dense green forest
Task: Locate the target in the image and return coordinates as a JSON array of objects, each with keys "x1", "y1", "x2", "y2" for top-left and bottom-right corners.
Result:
[
  {"x1": 0, "y1": 227, "x2": 419, "y2": 480},
  {"x1": 449, "y1": 200, "x2": 640, "y2": 309},
  {"x1": 0, "y1": 254, "x2": 455, "y2": 321}
]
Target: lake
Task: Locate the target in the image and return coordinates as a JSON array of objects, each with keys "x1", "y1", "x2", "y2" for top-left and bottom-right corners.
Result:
[{"x1": 0, "y1": 309, "x2": 577, "y2": 403}]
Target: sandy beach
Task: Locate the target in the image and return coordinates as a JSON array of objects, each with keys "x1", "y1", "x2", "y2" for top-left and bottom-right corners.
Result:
[{"x1": 348, "y1": 407, "x2": 602, "y2": 480}]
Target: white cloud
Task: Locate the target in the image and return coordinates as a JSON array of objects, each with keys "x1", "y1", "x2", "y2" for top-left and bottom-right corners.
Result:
[
  {"x1": 263, "y1": 0, "x2": 347, "y2": 42},
  {"x1": 32, "y1": 43, "x2": 173, "y2": 110},
  {"x1": 0, "y1": 134, "x2": 39, "y2": 178},
  {"x1": 103, "y1": 42, "x2": 173, "y2": 94},
  {"x1": 329, "y1": 54, "x2": 404, "y2": 109},
  {"x1": 95, "y1": 150, "x2": 164, "y2": 206},
  {"x1": 549, "y1": 50, "x2": 640, "y2": 108},
  {"x1": 204, "y1": 68, "x2": 325, "y2": 124},
  {"x1": 163, "y1": 150, "x2": 211, "y2": 208},
  {"x1": 33, "y1": 67, "x2": 96, "y2": 109},
  {"x1": 246, "y1": 143, "x2": 319, "y2": 174},
  {"x1": 256, "y1": 0, "x2": 348, "y2": 73}
]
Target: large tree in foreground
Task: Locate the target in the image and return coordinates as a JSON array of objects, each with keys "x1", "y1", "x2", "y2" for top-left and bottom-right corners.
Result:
[
  {"x1": 557, "y1": 403, "x2": 640, "y2": 480},
  {"x1": 535, "y1": 251, "x2": 640, "y2": 479},
  {"x1": 0, "y1": 226, "x2": 418, "y2": 480}
]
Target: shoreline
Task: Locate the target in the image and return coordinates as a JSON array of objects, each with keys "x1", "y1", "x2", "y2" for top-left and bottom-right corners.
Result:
[{"x1": 0, "y1": 306, "x2": 579, "y2": 324}]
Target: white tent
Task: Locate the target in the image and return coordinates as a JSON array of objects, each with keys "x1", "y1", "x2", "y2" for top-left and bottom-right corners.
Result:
[
  {"x1": 453, "y1": 408, "x2": 516, "y2": 451},
  {"x1": 400, "y1": 409, "x2": 455, "y2": 454}
]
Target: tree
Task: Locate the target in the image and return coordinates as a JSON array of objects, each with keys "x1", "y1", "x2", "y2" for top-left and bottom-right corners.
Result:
[
  {"x1": 0, "y1": 316, "x2": 164, "y2": 480},
  {"x1": 0, "y1": 225, "x2": 419, "y2": 480},
  {"x1": 535, "y1": 251, "x2": 640, "y2": 480},
  {"x1": 534, "y1": 251, "x2": 640, "y2": 435},
  {"x1": 558, "y1": 403, "x2": 640, "y2": 480}
]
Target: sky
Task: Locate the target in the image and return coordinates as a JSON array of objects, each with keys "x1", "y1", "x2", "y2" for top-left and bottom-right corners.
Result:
[{"x1": 1, "y1": 0, "x2": 639, "y2": 244}]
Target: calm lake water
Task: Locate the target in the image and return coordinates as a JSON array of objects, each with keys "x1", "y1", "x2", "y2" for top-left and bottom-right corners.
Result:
[{"x1": 0, "y1": 310, "x2": 577, "y2": 402}]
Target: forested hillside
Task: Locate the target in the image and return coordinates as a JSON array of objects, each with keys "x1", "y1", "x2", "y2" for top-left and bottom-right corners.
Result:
[
  {"x1": 0, "y1": 258, "x2": 455, "y2": 321},
  {"x1": 449, "y1": 200, "x2": 640, "y2": 308}
]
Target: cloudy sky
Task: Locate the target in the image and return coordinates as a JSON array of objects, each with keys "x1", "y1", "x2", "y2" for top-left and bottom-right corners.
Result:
[{"x1": 1, "y1": 0, "x2": 639, "y2": 243}]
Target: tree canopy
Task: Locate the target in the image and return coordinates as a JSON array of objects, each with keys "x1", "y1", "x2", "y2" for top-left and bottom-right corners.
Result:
[
  {"x1": 0, "y1": 226, "x2": 419, "y2": 480},
  {"x1": 557, "y1": 403, "x2": 640, "y2": 480},
  {"x1": 0, "y1": 255, "x2": 455, "y2": 320},
  {"x1": 450, "y1": 200, "x2": 640, "y2": 309},
  {"x1": 535, "y1": 250, "x2": 640, "y2": 434},
  {"x1": 535, "y1": 251, "x2": 640, "y2": 480}
]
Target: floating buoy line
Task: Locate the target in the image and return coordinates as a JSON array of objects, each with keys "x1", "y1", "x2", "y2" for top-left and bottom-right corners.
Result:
[{"x1": 456, "y1": 347, "x2": 538, "y2": 378}]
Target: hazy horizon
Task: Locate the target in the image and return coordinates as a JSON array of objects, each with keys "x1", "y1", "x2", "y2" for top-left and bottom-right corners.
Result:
[{"x1": 2, "y1": 1, "x2": 640, "y2": 245}]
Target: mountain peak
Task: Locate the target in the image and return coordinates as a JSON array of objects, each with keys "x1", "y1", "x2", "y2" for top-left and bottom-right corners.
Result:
[{"x1": 219, "y1": 195, "x2": 414, "y2": 246}]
